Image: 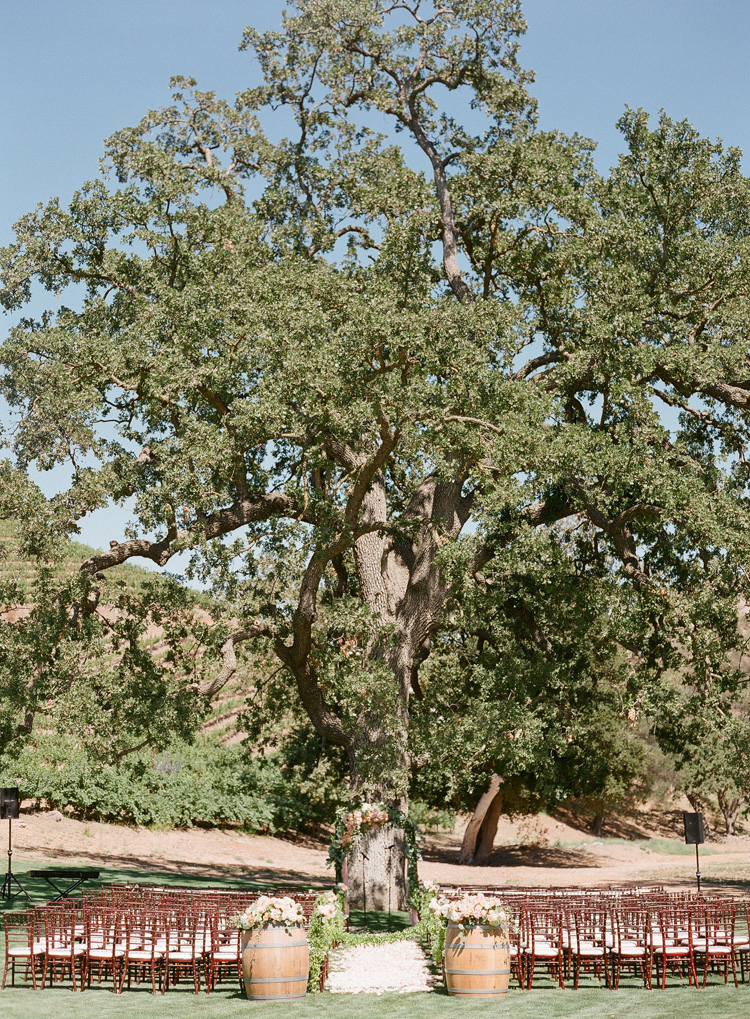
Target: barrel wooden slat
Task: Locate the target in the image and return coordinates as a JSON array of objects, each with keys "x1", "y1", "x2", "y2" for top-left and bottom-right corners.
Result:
[
  {"x1": 444, "y1": 923, "x2": 510, "y2": 997},
  {"x1": 242, "y1": 926, "x2": 309, "y2": 1001}
]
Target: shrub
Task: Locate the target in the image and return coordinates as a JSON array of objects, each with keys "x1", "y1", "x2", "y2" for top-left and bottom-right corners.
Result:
[{"x1": 0, "y1": 733, "x2": 326, "y2": 830}]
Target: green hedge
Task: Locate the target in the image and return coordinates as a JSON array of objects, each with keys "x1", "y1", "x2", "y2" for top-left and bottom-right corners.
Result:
[{"x1": 0, "y1": 734, "x2": 325, "y2": 830}]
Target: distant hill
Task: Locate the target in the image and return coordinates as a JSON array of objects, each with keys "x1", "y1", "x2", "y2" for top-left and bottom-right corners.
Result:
[
  {"x1": 0, "y1": 518, "x2": 159, "y2": 600},
  {"x1": 0, "y1": 518, "x2": 251, "y2": 740}
]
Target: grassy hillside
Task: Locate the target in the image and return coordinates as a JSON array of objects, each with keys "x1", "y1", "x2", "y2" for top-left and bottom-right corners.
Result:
[
  {"x1": 0, "y1": 518, "x2": 159, "y2": 600},
  {"x1": 0, "y1": 518, "x2": 249, "y2": 739}
]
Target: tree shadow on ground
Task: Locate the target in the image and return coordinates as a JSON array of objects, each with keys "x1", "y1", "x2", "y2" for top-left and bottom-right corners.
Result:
[
  {"x1": 486, "y1": 845, "x2": 600, "y2": 868},
  {"x1": 551, "y1": 804, "x2": 707, "y2": 841},
  {"x1": 10, "y1": 851, "x2": 333, "y2": 904},
  {"x1": 419, "y1": 838, "x2": 597, "y2": 869}
]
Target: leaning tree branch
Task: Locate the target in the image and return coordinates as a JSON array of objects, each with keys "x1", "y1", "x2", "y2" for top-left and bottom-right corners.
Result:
[
  {"x1": 79, "y1": 490, "x2": 311, "y2": 576},
  {"x1": 657, "y1": 367, "x2": 750, "y2": 411},
  {"x1": 189, "y1": 622, "x2": 277, "y2": 698},
  {"x1": 473, "y1": 492, "x2": 576, "y2": 575},
  {"x1": 271, "y1": 522, "x2": 393, "y2": 750},
  {"x1": 574, "y1": 486, "x2": 654, "y2": 590},
  {"x1": 502, "y1": 598, "x2": 553, "y2": 654}
]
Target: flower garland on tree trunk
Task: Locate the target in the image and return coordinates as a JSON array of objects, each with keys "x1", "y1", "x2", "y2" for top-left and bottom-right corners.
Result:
[{"x1": 327, "y1": 801, "x2": 422, "y2": 901}]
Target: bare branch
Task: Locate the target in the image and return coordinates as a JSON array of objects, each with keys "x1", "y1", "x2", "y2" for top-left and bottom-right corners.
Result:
[{"x1": 79, "y1": 491, "x2": 310, "y2": 576}]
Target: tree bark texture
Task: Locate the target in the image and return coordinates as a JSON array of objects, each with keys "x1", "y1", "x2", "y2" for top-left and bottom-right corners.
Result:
[
  {"x1": 473, "y1": 791, "x2": 505, "y2": 866},
  {"x1": 459, "y1": 774, "x2": 503, "y2": 864},
  {"x1": 344, "y1": 823, "x2": 408, "y2": 912},
  {"x1": 717, "y1": 789, "x2": 743, "y2": 836}
]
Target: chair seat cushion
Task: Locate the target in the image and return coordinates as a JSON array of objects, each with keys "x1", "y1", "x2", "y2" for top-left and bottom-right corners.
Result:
[
  {"x1": 89, "y1": 947, "x2": 125, "y2": 959},
  {"x1": 527, "y1": 946, "x2": 559, "y2": 958}
]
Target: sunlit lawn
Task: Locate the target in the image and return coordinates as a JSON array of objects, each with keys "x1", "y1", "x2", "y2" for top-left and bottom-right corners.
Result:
[
  {"x1": 2, "y1": 860, "x2": 749, "y2": 1017},
  {"x1": 1, "y1": 971, "x2": 748, "y2": 1019}
]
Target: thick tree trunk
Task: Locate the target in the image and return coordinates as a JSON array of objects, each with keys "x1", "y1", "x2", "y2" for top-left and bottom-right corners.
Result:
[
  {"x1": 459, "y1": 774, "x2": 503, "y2": 864},
  {"x1": 345, "y1": 823, "x2": 408, "y2": 911},
  {"x1": 717, "y1": 789, "x2": 743, "y2": 835},
  {"x1": 473, "y1": 790, "x2": 504, "y2": 865}
]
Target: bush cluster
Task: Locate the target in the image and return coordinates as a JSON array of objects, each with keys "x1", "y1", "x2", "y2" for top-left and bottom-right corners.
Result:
[{"x1": 0, "y1": 734, "x2": 329, "y2": 831}]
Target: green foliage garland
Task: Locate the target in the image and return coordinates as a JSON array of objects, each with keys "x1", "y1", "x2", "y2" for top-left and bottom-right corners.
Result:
[
  {"x1": 327, "y1": 802, "x2": 422, "y2": 898},
  {"x1": 307, "y1": 888, "x2": 347, "y2": 992},
  {"x1": 307, "y1": 883, "x2": 445, "y2": 992},
  {"x1": 410, "y1": 881, "x2": 447, "y2": 967}
]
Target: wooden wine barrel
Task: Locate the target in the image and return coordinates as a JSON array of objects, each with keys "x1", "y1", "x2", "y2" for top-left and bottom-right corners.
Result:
[
  {"x1": 241, "y1": 926, "x2": 309, "y2": 1001},
  {"x1": 444, "y1": 923, "x2": 511, "y2": 997}
]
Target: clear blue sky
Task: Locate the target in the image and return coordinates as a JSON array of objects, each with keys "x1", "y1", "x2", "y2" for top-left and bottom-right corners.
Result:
[{"x1": 2, "y1": 0, "x2": 750, "y2": 559}]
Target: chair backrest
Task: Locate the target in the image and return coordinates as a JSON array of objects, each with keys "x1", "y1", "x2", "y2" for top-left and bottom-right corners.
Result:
[
  {"x1": 613, "y1": 906, "x2": 649, "y2": 948},
  {"x1": 85, "y1": 906, "x2": 123, "y2": 949},
  {"x1": 3, "y1": 911, "x2": 32, "y2": 951},
  {"x1": 43, "y1": 905, "x2": 77, "y2": 949},
  {"x1": 697, "y1": 900, "x2": 736, "y2": 943}
]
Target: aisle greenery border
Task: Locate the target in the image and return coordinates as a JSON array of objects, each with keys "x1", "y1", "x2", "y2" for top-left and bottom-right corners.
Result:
[{"x1": 308, "y1": 883, "x2": 445, "y2": 992}]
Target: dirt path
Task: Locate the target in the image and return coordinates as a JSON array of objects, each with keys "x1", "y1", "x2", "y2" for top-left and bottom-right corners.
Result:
[{"x1": 11, "y1": 805, "x2": 750, "y2": 892}]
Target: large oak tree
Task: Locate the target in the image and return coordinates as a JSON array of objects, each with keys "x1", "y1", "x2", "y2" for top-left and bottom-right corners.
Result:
[{"x1": 3, "y1": 1, "x2": 750, "y2": 902}]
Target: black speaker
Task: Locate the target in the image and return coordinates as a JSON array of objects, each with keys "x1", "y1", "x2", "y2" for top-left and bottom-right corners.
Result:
[
  {"x1": 0, "y1": 787, "x2": 20, "y2": 820},
  {"x1": 684, "y1": 811, "x2": 704, "y2": 845}
]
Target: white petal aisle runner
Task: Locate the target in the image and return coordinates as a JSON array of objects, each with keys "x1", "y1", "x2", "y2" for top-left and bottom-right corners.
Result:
[{"x1": 325, "y1": 940, "x2": 440, "y2": 995}]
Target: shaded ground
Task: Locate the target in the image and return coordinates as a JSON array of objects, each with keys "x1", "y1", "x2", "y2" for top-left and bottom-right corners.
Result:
[{"x1": 9, "y1": 800, "x2": 750, "y2": 895}]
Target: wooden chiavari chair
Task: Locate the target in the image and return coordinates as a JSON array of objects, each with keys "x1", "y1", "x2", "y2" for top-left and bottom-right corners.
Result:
[
  {"x1": 42, "y1": 904, "x2": 87, "y2": 991},
  {"x1": 2, "y1": 911, "x2": 42, "y2": 990}
]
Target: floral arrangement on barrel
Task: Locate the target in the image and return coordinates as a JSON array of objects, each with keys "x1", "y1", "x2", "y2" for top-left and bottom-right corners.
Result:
[
  {"x1": 424, "y1": 890, "x2": 514, "y2": 965},
  {"x1": 428, "y1": 890, "x2": 513, "y2": 933},
  {"x1": 231, "y1": 895, "x2": 306, "y2": 930}
]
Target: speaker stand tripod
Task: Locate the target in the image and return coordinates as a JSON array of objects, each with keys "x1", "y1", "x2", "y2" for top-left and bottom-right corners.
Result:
[
  {"x1": 695, "y1": 842, "x2": 701, "y2": 896},
  {"x1": 1, "y1": 818, "x2": 31, "y2": 901}
]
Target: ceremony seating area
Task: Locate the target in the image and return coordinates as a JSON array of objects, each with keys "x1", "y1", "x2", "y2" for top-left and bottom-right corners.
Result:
[
  {"x1": 3, "y1": 881, "x2": 750, "y2": 996},
  {"x1": 2, "y1": 884, "x2": 326, "y2": 994},
  {"x1": 437, "y1": 885, "x2": 750, "y2": 991}
]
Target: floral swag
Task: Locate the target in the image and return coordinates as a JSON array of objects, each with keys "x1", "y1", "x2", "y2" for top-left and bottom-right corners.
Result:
[{"x1": 327, "y1": 801, "x2": 422, "y2": 900}]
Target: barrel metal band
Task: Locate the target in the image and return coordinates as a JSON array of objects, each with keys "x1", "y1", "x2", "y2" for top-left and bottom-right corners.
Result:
[
  {"x1": 243, "y1": 942, "x2": 308, "y2": 948},
  {"x1": 246, "y1": 993, "x2": 307, "y2": 1000},
  {"x1": 446, "y1": 968, "x2": 511, "y2": 975},
  {"x1": 447, "y1": 944, "x2": 510, "y2": 950},
  {"x1": 447, "y1": 988, "x2": 509, "y2": 995},
  {"x1": 245, "y1": 975, "x2": 308, "y2": 983},
  {"x1": 447, "y1": 924, "x2": 509, "y2": 932}
]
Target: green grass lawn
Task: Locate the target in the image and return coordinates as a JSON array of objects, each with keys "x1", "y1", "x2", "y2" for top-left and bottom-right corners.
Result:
[
  {"x1": 3, "y1": 861, "x2": 749, "y2": 1017},
  {"x1": 1, "y1": 973, "x2": 748, "y2": 1019}
]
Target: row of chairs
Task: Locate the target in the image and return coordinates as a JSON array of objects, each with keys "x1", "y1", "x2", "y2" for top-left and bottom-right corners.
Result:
[
  {"x1": 2, "y1": 884, "x2": 333, "y2": 994},
  {"x1": 436, "y1": 885, "x2": 750, "y2": 990},
  {"x1": 513, "y1": 900, "x2": 746, "y2": 990},
  {"x1": 3, "y1": 904, "x2": 240, "y2": 993}
]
